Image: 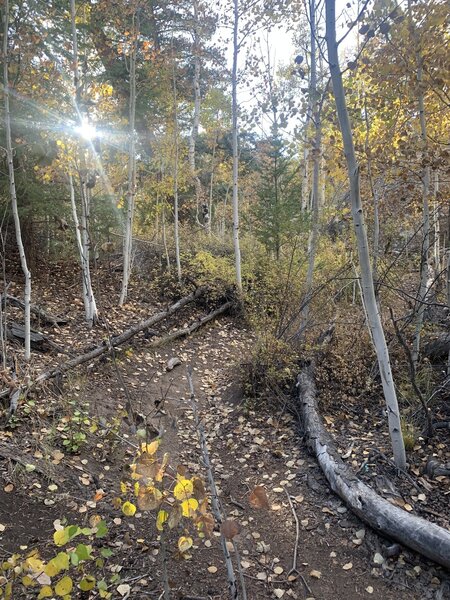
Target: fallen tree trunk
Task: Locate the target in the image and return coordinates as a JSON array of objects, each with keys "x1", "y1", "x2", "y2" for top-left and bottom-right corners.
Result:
[
  {"x1": 147, "y1": 302, "x2": 232, "y2": 350},
  {"x1": 33, "y1": 287, "x2": 206, "y2": 386},
  {"x1": 423, "y1": 333, "x2": 450, "y2": 361},
  {"x1": 6, "y1": 322, "x2": 49, "y2": 351},
  {"x1": 297, "y1": 364, "x2": 450, "y2": 570},
  {"x1": 1, "y1": 294, "x2": 67, "y2": 326}
]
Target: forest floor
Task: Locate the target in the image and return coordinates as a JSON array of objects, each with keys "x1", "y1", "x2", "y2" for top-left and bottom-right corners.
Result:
[{"x1": 0, "y1": 264, "x2": 448, "y2": 599}]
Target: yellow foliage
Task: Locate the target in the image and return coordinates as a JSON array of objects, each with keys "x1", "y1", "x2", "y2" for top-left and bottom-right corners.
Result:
[
  {"x1": 173, "y1": 479, "x2": 193, "y2": 501},
  {"x1": 156, "y1": 510, "x2": 169, "y2": 531},
  {"x1": 121, "y1": 501, "x2": 137, "y2": 517},
  {"x1": 181, "y1": 498, "x2": 198, "y2": 517},
  {"x1": 178, "y1": 536, "x2": 193, "y2": 553}
]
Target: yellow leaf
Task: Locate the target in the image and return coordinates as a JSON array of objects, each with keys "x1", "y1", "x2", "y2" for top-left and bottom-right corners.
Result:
[
  {"x1": 134, "y1": 482, "x2": 140, "y2": 497},
  {"x1": 122, "y1": 501, "x2": 136, "y2": 517},
  {"x1": 120, "y1": 482, "x2": 127, "y2": 494},
  {"x1": 55, "y1": 575, "x2": 73, "y2": 596},
  {"x1": 45, "y1": 553, "x2": 69, "y2": 577},
  {"x1": 178, "y1": 536, "x2": 193, "y2": 553},
  {"x1": 141, "y1": 439, "x2": 160, "y2": 455},
  {"x1": 53, "y1": 529, "x2": 69, "y2": 547},
  {"x1": 174, "y1": 479, "x2": 193, "y2": 501},
  {"x1": 156, "y1": 510, "x2": 169, "y2": 531},
  {"x1": 181, "y1": 498, "x2": 199, "y2": 517},
  {"x1": 25, "y1": 554, "x2": 45, "y2": 574},
  {"x1": 79, "y1": 575, "x2": 96, "y2": 591},
  {"x1": 21, "y1": 575, "x2": 35, "y2": 587},
  {"x1": 38, "y1": 586, "x2": 53, "y2": 599},
  {"x1": 155, "y1": 453, "x2": 170, "y2": 482}
]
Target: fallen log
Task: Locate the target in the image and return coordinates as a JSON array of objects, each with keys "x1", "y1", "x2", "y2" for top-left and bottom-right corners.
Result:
[
  {"x1": 33, "y1": 287, "x2": 206, "y2": 386},
  {"x1": 6, "y1": 322, "x2": 49, "y2": 351},
  {"x1": 7, "y1": 288, "x2": 216, "y2": 414},
  {"x1": 1, "y1": 294, "x2": 67, "y2": 326},
  {"x1": 297, "y1": 363, "x2": 450, "y2": 570},
  {"x1": 423, "y1": 333, "x2": 450, "y2": 362},
  {"x1": 147, "y1": 302, "x2": 232, "y2": 350}
]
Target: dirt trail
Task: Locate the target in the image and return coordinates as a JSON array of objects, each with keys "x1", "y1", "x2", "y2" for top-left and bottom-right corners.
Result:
[
  {"x1": 0, "y1": 312, "x2": 447, "y2": 599},
  {"x1": 106, "y1": 317, "x2": 446, "y2": 600}
]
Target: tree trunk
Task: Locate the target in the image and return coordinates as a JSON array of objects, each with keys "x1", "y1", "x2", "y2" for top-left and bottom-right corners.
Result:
[
  {"x1": 297, "y1": 0, "x2": 321, "y2": 339},
  {"x1": 120, "y1": 10, "x2": 138, "y2": 305},
  {"x1": 69, "y1": 176, "x2": 97, "y2": 324},
  {"x1": 208, "y1": 132, "x2": 218, "y2": 235},
  {"x1": 298, "y1": 364, "x2": 450, "y2": 570},
  {"x1": 70, "y1": 0, "x2": 97, "y2": 326},
  {"x1": 172, "y1": 54, "x2": 182, "y2": 281},
  {"x1": 409, "y1": 0, "x2": 431, "y2": 369},
  {"x1": 188, "y1": 0, "x2": 205, "y2": 228},
  {"x1": 325, "y1": 0, "x2": 406, "y2": 470},
  {"x1": 432, "y1": 171, "x2": 440, "y2": 274},
  {"x1": 3, "y1": 0, "x2": 31, "y2": 360},
  {"x1": 232, "y1": 0, "x2": 242, "y2": 292}
]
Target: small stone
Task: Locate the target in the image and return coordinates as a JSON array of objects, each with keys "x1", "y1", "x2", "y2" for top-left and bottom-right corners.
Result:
[
  {"x1": 373, "y1": 553, "x2": 384, "y2": 565},
  {"x1": 274, "y1": 566, "x2": 284, "y2": 575}
]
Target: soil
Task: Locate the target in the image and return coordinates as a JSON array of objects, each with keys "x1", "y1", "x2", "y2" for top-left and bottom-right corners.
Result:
[{"x1": 0, "y1": 268, "x2": 449, "y2": 599}]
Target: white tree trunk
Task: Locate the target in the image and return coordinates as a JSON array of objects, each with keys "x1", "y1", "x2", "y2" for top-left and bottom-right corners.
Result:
[
  {"x1": 172, "y1": 56, "x2": 182, "y2": 281},
  {"x1": 3, "y1": 0, "x2": 31, "y2": 360},
  {"x1": 409, "y1": 0, "x2": 430, "y2": 369},
  {"x1": 188, "y1": 0, "x2": 204, "y2": 228},
  {"x1": 232, "y1": 0, "x2": 242, "y2": 292},
  {"x1": 120, "y1": 12, "x2": 137, "y2": 305},
  {"x1": 298, "y1": 0, "x2": 321, "y2": 338},
  {"x1": 208, "y1": 134, "x2": 217, "y2": 235},
  {"x1": 432, "y1": 171, "x2": 440, "y2": 274},
  {"x1": 70, "y1": 0, "x2": 97, "y2": 326},
  {"x1": 69, "y1": 176, "x2": 97, "y2": 324},
  {"x1": 325, "y1": 0, "x2": 406, "y2": 470}
]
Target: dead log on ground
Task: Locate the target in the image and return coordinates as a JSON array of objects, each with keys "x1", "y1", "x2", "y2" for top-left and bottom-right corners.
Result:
[
  {"x1": 423, "y1": 333, "x2": 450, "y2": 362},
  {"x1": 297, "y1": 364, "x2": 450, "y2": 570},
  {"x1": 33, "y1": 287, "x2": 206, "y2": 385},
  {"x1": 6, "y1": 322, "x2": 50, "y2": 352},
  {"x1": 6, "y1": 288, "x2": 213, "y2": 414},
  {"x1": 1, "y1": 294, "x2": 67, "y2": 326},
  {"x1": 147, "y1": 302, "x2": 232, "y2": 350}
]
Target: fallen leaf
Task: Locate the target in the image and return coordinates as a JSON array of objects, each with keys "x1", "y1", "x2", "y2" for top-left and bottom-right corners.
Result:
[
  {"x1": 342, "y1": 562, "x2": 353, "y2": 570},
  {"x1": 207, "y1": 566, "x2": 218, "y2": 573},
  {"x1": 117, "y1": 583, "x2": 131, "y2": 596},
  {"x1": 310, "y1": 570, "x2": 321, "y2": 579},
  {"x1": 274, "y1": 566, "x2": 284, "y2": 575},
  {"x1": 249, "y1": 486, "x2": 270, "y2": 509},
  {"x1": 221, "y1": 519, "x2": 240, "y2": 540}
]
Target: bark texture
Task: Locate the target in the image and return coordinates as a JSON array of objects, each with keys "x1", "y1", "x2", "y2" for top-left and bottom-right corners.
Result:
[
  {"x1": 3, "y1": 0, "x2": 32, "y2": 360},
  {"x1": 297, "y1": 364, "x2": 450, "y2": 570},
  {"x1": 325, "y1": 0, "x2": 406, "y2": 469}
]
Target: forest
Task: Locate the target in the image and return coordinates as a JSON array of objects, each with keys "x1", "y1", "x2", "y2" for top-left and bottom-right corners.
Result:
[{"x1": 0, "y1": 0, "x2": 449, "y2": 598}]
